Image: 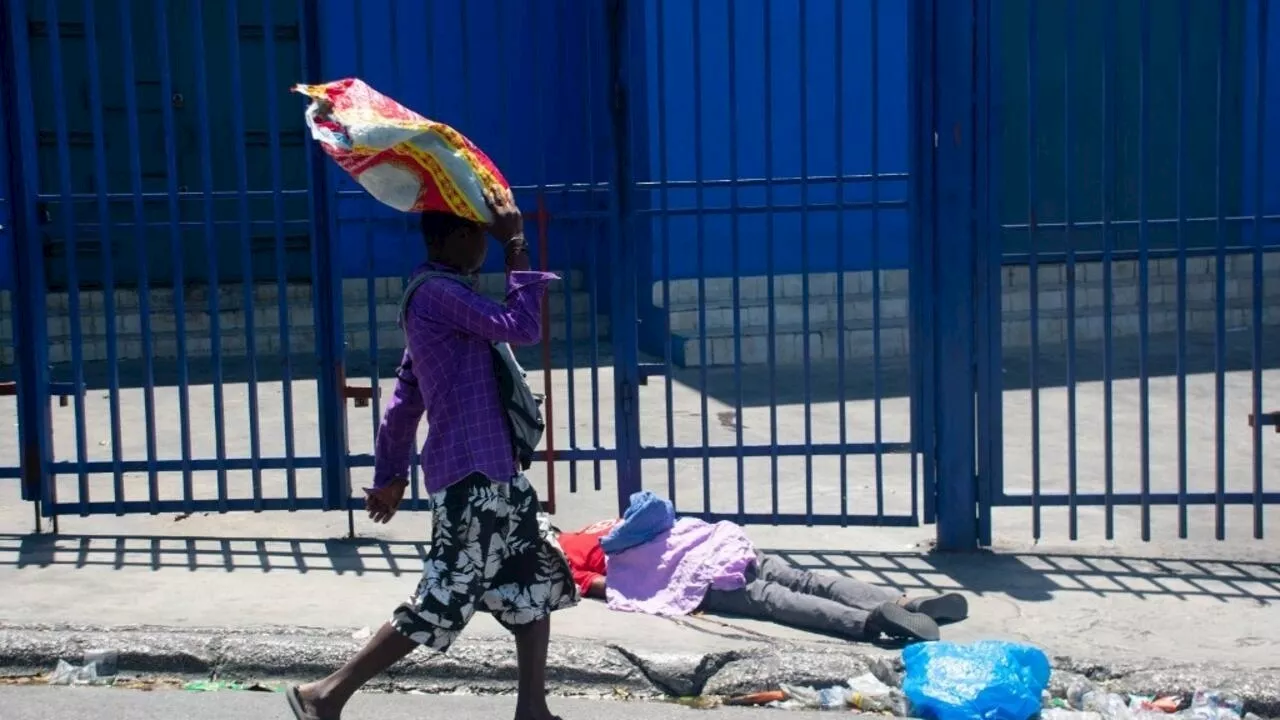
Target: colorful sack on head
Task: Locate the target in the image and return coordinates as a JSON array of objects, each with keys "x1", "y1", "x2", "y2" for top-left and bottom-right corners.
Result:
[{"x1": 293, "y1": 78, "x2": 510, "y2": 224}]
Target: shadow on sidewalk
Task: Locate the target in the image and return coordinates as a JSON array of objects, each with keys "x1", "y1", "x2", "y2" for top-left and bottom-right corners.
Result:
[
  {"x1": 766, "y1": 547, "x2": 1280, "y2": 604},
  {"x1": 2, "y1": 532, "x2": 1276, "y2": 606}
]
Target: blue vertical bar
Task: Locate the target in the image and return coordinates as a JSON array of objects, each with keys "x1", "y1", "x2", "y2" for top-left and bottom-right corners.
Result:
[
  {"x1": 118, "y1": 0, "x2": 160, "y2": 512},
  {"x1": 583, "y1": 0, "x2": 603, "y2": 492},
  {"x1": 608, "y1": 0, "x2": 643, "y2": 514},
  {"x1": 835, "y1": 0, "x2": 849, "y2": 523},
  {"x1": 190, "y1": 0, "x2": 229, "y2": 512},
  {"x1": 1175, "y1": 0, "x2": 1190, "y2": 539},
  {"x1": 1025, "y1": 0, "x2": 1041, "y2": 540},
  {"x1": 226, "y1": 0, "x2": 263, "y2": 510},
  {"x1": 977, "y1": 0, "x2": 998, "y2": 543},
  {"x1": 1, "y1": 0, "x2": 55, "y2": 509},
  {"x1": 398, "y1": 18, "x2": 420, "y2": 512},
  {"x1": 728, "y1": 0, "x2": 745, "y2": 521},
  {"x1": 655, "y1": 0, "x2": 676, "y2": 505},
  {"x1": 933, "y1": 0, "x2": 979, "y2": 551},
  {"x1": 764, "y1": 0, "x2": 780, "y2": 522},
  {"x1": 45, "y1": 0, "x2": 90, "y2": 515},
  {"x1": 973, "y1": 0, "x2": 999, "y2": 546},
  {"x1": 909, "y1": 0, "x2": 939, "y2": 528},
  {"x1": 353, "y1": 0, "x2": 380, "y2": 455},
  {"x1": 1101, "y1": 0, "x2": 1116, "y2": 540},
  {"x1": 560, "y1": 0, "x2": 581, "y2": 497},
  {"x1": 1064, "y1": 0, "x2": 1078, "y2": 540},
  {"x1": 83, "y1": 0, "x2": 124, "y2": 513},
  {"x1": 870, "y1": 0, "x2": 884, "y2": 520},
  {"x1": 799, "y1": 0, "x2": 814, "y2": 524},
  {"x1": 1250, "y1": 0, "x2": 1268, "y2": 540},
  {"x1": 693, "y1": 0, "x2": 711, "y2": 515},
  {"x1": 262, "y1": 0, "x2": 298, "y2": 504},
  {"x1": 1137, "y1": 0, "x2": 1152, "y2": 541},
  {"x1": 301, "y1": 0, "x2": 351, "y2": 511},
  {"x1": 1213, "y1": 0, "x2": 1228, "y2": 540},
  {"x1": 155, "y1": 0, "x2": 194, "y2": 512}
]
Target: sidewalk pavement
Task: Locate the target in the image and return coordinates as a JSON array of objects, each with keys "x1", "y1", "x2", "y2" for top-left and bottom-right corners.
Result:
[{"x1": 1, "y1": 481, "x2": 1277, "y2": 708}]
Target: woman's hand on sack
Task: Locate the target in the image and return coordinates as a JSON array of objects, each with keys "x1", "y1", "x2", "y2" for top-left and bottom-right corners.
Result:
[{"x1": 484, "y1": 189, "x2": 524, "y2": 245}]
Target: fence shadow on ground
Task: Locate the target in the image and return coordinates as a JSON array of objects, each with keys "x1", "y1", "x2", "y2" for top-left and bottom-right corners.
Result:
[
  {"x1": 766, "y1": 547, "x2": 1280, "y2": 605},
  {"x1": 2, "y1": 532, "x2": 1275, "y2": 606}
]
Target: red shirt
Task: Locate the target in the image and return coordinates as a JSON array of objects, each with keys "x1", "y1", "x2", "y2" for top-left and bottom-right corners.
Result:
[{"x1": 558, "y1": 519, "x2": 619, "y2": 595}]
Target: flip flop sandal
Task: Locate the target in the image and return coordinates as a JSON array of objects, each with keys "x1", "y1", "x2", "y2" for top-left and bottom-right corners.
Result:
[{"x1": 286, "y1": 686, "x2": 323, "y2": 720}]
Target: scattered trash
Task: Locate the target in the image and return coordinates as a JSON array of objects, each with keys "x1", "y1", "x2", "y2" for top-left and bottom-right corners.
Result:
[
  {"x1": 902, "y1": 641, "x2": 1051, "y2": 720},
  {"x1": 673, "y1": 695, "x2": 721, "y2": 710},
  {"x1": 1185, "y1": 690, "x2": 1245, "y2": 720},
  {"x1": 1068, "y1": 679, "x2": 1136, "y2": 720},
  {"x1": 1066, "y1": 680, "x2": 1254, "y2": 720},
  {"x1": 82, "y1": 649, "x2": 118, "y2": 678},
  {"x1": 182, "y1": 680, "x2": 278, "y2": 693},
  {"x1": 768, "y1": 673, "x2": 910, "y2": 713},
  {"x1": 1042, "y1": 709, "x2": 1104, "y2": 720},
  {"x1": 47, "y1": 660, "x2": 112, "y2": 686},
  {"x1": 680, "y1": 645, "x2": 1257, "y2": 720},
  {"x1": 1130, "y1": 695, "x2": 1183, "y2": 714},
  {"x1": 723, "y1": 690, "x2": 786, "y2": 707}
]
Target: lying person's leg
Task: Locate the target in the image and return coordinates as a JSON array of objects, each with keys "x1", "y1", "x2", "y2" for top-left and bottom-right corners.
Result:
[
  {"x1": 753, "y1": 554, "x2": 968, "y2": 622},
  {"x1": 701, "y1": 579, "x2": 939, "y2": 642}
]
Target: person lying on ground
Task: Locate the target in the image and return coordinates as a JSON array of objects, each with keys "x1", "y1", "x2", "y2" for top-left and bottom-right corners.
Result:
[
  {"x1": 287, "y1": 194, "x2": 577, "y2": 720},
  {"x1": 555, "y1": 518, "x2": 968, "y2": 643}
]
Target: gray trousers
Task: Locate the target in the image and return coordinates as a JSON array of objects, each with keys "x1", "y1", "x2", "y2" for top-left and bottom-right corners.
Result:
[{"x1": 699, "y1": 554, "x2": 900, "y2": 640}]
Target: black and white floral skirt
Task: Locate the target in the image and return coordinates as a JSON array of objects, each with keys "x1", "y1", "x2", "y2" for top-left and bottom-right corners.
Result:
[{"x1": 390, "y1": 472, "x2": 579, "y2": 651}]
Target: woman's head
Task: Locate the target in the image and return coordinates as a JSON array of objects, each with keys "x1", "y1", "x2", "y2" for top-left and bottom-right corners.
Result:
[{"x1": 420, "y1": 211, "x2": 486, "y2": 273}]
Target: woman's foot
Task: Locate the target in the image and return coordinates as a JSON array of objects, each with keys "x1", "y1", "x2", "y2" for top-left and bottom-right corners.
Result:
[
  {"x1": 287, "y1": 683, "x2": 342, "y2": 720},
  {"x1": 902, "y1": 593, "x2": 969, "y2": 623},
  {"x1": 868, "y1": 603, "x2": 940, "y2": 642}
]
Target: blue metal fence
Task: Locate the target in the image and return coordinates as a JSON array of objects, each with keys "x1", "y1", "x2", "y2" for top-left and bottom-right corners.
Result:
[
  {"x1": 1, "y1": 0, "x2": 1274, "y2": 548},
  {"x1": 973, "y1": 0, "x2": 1279, "y2": 544}
]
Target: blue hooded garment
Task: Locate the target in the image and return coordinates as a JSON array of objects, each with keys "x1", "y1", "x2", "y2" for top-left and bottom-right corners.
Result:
[{"x1": 599, "y1": 491, "x2": 676, "y2": 555}]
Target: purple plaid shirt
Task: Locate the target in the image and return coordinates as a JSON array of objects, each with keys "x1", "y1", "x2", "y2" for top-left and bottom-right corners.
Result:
[{"x1": 372, "y1": 262, "x2": 557, "y2": 494}]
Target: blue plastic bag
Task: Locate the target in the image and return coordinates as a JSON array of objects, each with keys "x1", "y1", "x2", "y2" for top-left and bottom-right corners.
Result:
[{"x1": 902, "y1": 641, "x2": 1051, "y2": 720}]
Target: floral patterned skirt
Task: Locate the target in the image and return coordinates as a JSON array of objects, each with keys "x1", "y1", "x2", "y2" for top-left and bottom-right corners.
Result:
[{"x1": 390, "y1": 473, "x2": 579, "y2": 651}]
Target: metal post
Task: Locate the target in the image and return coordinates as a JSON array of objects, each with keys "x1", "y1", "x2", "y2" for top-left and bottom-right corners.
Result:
[
  {"x1": 929, "y1": 0, "x2": 981, "y2": 551},
  {"x1": 1, "y1": 1, "x2": 55, "y2": 514},
  {"x1": 606, "y1": 0, "x2": 642, "y2": 516},
  {"x1": 299, "y1": 0, "x2": 351, "y2": 513}
]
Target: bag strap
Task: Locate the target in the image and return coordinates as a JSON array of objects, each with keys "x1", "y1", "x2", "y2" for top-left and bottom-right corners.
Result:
[{"x1": 398, "y1": 270, "x2": 474, "y2": 329}]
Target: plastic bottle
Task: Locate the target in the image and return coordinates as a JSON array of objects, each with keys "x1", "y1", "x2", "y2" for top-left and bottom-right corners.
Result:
[{"x1": 1067, "y1": 679, "x2": 1133, "y2": 720}]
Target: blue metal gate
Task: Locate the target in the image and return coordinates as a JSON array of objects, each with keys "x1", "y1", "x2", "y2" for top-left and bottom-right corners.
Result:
[
  {"x1": 971, "y1": 0, "x2": 1279, "y2": 544},
  {"x1": 3, "y1": 0, "x2": 1273, "y2": 549}
]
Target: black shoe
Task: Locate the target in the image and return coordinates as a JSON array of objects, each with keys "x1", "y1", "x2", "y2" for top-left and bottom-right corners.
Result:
[
  {"x1": 904, "y1": 593, "x2": 969, "y2": 623},
  {"x1": 869, "y1": 603, "x2": 940, "y2": 642}
]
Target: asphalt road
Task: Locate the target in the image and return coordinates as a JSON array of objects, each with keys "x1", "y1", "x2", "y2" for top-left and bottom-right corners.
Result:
[{"x1": 0, "y1": 686, "x2": 781, "y2": 720}]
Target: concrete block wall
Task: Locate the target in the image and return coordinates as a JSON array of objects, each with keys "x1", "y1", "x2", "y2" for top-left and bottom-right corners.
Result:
[
  {"x1": 653, "y1": 251, "x2": 1280, "y2": 367},
  {"x1": 0, "y1": 271, "x2": 605, "y2": 367}
]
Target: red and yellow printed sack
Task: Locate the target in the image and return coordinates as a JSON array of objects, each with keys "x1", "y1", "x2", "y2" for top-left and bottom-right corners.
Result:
[{"x1": 293, "y1": 78, "x2": 510, "y2": 224}]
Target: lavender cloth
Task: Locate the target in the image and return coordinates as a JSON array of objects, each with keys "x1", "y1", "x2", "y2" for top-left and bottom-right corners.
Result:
[
  {"x1": 372, "y1": 262, "x2": 557, "y2": 494},
  {"x1": 604, "y1": 518, "x2": 757, "y2": 617}
]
